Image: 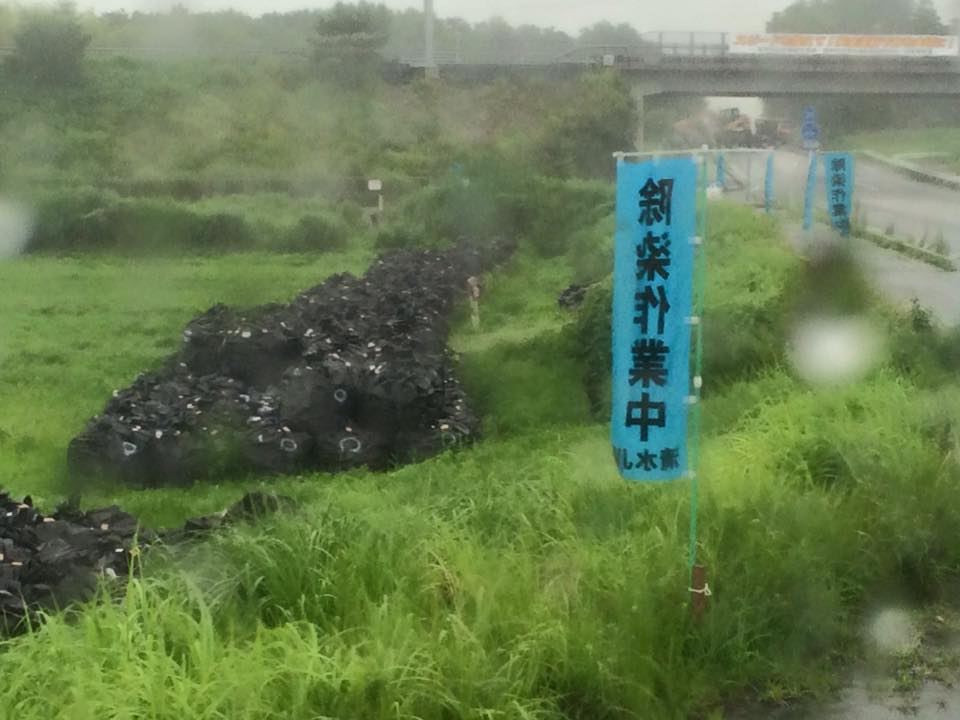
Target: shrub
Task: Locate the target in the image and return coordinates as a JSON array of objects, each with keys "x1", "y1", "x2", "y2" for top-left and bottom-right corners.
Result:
[
  {"x1": 374, "y1": 222, "x2": 427, "y2": 251},
  {"x1": 26, "y1": 190, "x2": 112, "y2": 253},
  {"x1": 566, "y1": 203, "x2": 806, "y2": 417},
  {"x1": 535, "y1": 72, "x2": 638, "y2": 179},
  {"x1": 8, "y1": 5, "x2": 91, "y2": 86},
  {"x1": 196, "y1": 213, "x2": 257, "y2": 251},
  {"x1": 282, "y1": 214, "x2": 349, "y2": 253},
  {"x1": 26, "y1": 193, "x2": 258, "y2": 254},
  {"x1": 458, "y1": 331, "x2": 592, "y2": 435},
  {"x1": 566, "y1": 280, "x2": 613, "y2": 419},
  {"x1": 567, "y1": 214, "x2": 615, "y2": 285},
  {"x1": 519, "y1": 176, "x2": 613, "y2": 258}
]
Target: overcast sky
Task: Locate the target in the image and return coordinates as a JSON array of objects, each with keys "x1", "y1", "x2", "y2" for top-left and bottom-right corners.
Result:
[{"x1": 22, "y1": 0, "x2": 960, "y2": 34}]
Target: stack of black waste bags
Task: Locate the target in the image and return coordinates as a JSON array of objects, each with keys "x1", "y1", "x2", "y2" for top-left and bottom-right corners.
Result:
[
  {"x1": 68, "y1": 240, "x2": 512, "y2": 487},
  {"x1": 0, "y1": 489, "x2": 294, "y2": 635}
]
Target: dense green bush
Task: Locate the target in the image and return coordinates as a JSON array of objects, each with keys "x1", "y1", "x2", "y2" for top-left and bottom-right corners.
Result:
[
  {"x1": 888, "y1": 300, "x2": 960, "y2": 387},
  {"x1": 567, "y1": 203, "x2": 803, "y2": 418},
  {"x1": 374, "y1": 222, "x2": 427, "y2": 251},
  {"x1": 26, "y1": 193, "x2": 258, "y2": 254},
  {"x1": 567, "y1": 215, "x2": 614, "y2": 285},
  {"x1": 281, "y1": 213, "x2": 349, "y2": 253},
  {"x1": 535, "y1": 72, "x2": 637, "y2": 179},
  {"x1": 196, "y1": 213, "x2": 256, "y2": 251},
  {"x1": 7, "y1": 5, "x2": 91, "y2": 86},
  {"x1": 566, "y1": 279, "x2": 613, "y2": 418},
  {"x1": 380, "y1": 150, "x2": 613, "y2": 258},
  {"x1": 458, "y1": 331, "x2": 592, "y2": 435},
  {"x1": 517, "y1": 176, "x2": 613, "y2": 258}
]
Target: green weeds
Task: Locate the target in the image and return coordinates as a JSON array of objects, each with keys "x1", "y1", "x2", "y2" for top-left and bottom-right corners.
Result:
[{"x1": 2, "y1": 191, "x2": 960, "y2": 718}]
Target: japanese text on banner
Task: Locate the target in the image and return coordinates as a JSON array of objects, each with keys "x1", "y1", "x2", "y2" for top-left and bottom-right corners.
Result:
[
  {"x1": 823, "y1": 152, "x2": 854, "y2": 236},
  {"x1": 611, "y1": 157, "x2": 697, "y2": 482}
]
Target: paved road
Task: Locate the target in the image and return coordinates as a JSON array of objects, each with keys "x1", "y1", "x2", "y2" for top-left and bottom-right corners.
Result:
[
  {"x1": 729, "y1": 150, "x2": 960, "y2": 254},
  {"x1": 724, "y1": 150, "x2": 960, "y2": 326}
]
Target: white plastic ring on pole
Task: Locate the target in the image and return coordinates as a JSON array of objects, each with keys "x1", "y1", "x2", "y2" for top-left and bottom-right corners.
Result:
[
  {"x1": 685, "y1": 469, "x2": 698, "y2": 480},
  {"x1": 694, "y1": 376, "x2": 703, "y2": 390},
  {"x1": 339, "y1": 436, "x2": 362, "y2": 454},
  {"x1": 685, "y1": 316, "x2": 701, "y2": 326},
  {"x1": 691, "y1": 236, "x2": 703, "y2": 246},
  {"x1": 441, "y1": 431, "x2": 458, "y2": 448},
  {"x1": 685, "y1": 395, "x2": 699, "y2": 406}
]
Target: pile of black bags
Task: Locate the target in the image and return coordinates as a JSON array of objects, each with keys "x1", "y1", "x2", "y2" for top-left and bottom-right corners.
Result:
[
  {"x1": 0, "y1": 491, "x2": 141, "y2": 633},
  {"x1": 69, "y1": 241, "x2": 512, "y2": 486},
  {"x1": 0, "y1": 489, "x2": 294, "y2": 634}
]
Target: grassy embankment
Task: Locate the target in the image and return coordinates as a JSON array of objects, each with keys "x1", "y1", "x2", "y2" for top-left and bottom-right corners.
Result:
[
  {"x1": 839, "y1": 128, "x2": 960, "y2": 174},
  {"x1": 3, "y1": 197, "x2": 960, "y2": 718},
  {"x1": 3, "y1": 33, "x2": 960, "y2": 718}
]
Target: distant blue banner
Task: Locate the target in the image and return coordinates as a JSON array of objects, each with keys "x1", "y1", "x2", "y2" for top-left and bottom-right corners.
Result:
[
  {"x1": 823, "y1": 152, "x2": 854, "y2": 236},
  {"x1": 802, "y1": 106, "x2": 820, "y2": 150},
  {"x1": 765, "y1": 152, "x2": 775, "y2": 214},
  {"x1": 803, "y1": 151, "x2": 818, "y2": 231},
  {"x1": 716, "y1": 152, "x2": 726, "y2": 188},
  {"x1": 612, "y1": 157, "x2": 696, "y2": 482}
]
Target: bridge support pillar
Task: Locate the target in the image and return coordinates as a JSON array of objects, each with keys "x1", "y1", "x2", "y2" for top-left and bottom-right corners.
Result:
[
  {"x1": 630, "y1": 83, "x2": 660, "y2": 151},
  {"x1": 636, "y1": 92, "x2": 645, "y2": 149}
]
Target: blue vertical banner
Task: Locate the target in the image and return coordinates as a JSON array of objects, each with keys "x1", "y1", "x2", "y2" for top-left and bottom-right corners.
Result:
[
  {"x1": 612, "y1": 157, "x2": 697, "y2": 482},
  {"x1": 802, "y1": 151, "x2": 818, "y2": 231},
  {"x1": 764, "y1": 152, "x2": 775, "y2": 214},
  {"x1": 823, "y1": 152, "x2": 854, "y2": 236},
  {"x1": 716, "y1": 152, "x2": 726, "y2": 188},
  {"x1": 802, "y1": 106, "x2": 820, "y2": 151}
]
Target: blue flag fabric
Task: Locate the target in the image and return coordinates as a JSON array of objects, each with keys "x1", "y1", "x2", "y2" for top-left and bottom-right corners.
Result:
[
  {"x1": 822, "y1": 152, "x2": 854, "y2": 236},
  {"x1": 611, "y1": 157, "x2": 697, "y2": 482},
  {"x1": 765, "y1": 152, "x2": 775, "y2": 214},
  {"x1": 716, "y1": 152, "x2": 726, "y2": 188},
  {"x1": 802, "y1": 151, "x2": 818, "y2": 230}
]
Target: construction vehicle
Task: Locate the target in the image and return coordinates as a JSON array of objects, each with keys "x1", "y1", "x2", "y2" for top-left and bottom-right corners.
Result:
[
  {"x1": 755, "y1": 117, "x2": 793, "y2": 147},
  {"x1": 670, "y1": 107, "x2": 767, "y2": 149},
  {"x1": 670, "y1": 108, "x2": 796, "y2": 149},
  {"x1": 715, "y1": 108, "x2": 758, "y2": 148}
]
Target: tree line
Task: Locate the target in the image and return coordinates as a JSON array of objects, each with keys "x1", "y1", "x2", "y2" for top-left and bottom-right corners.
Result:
[
  {"x1": 0, "y1": 2, "x2": 646, "y2": 63},
  {"x1": 769, "y1": 0, "x2": 950, "y2": 35}
]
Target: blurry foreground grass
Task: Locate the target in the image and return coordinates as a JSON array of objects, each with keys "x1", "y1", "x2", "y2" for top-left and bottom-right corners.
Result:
[{"x1": 2, "y1": 204, "x2": 960, "y2": 718}]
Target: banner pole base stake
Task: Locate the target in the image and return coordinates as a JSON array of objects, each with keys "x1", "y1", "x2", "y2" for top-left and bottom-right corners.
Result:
[{"x1": 690, "y1": 565, "x2": 711, "y2": 621}]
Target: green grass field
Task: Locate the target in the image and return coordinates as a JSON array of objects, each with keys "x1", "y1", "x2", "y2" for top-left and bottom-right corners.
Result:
[
  {"x1": 2, "y1": 203, "x2": 960, "y2": 718},
  {"x1": 839, "y1": 128, "x2": 960, "y2": 174}
]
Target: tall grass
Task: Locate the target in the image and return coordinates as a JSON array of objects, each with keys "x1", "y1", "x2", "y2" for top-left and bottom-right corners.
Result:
[
  {"x1": 4, "y1": 372, "x2": 960, "y2": 718},
  {"x1": 2, "y1": 199, "x2": 960, "y2": 718}
]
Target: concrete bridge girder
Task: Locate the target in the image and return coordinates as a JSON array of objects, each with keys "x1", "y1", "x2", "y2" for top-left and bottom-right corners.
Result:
[{"x1": 629, "y1": 69, "x2": 960, "y2": 150}]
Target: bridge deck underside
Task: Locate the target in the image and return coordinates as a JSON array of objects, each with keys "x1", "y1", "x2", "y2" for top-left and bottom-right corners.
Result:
[{"x1": 435, "y1": 56, "x2": 960, "y2": 97}]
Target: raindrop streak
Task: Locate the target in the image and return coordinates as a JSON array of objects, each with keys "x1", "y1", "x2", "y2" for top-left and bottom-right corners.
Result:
[
  {"x1": 788, "y1": 316, "x2": 883, "y2": 387},
  {"x1": 0, "y1": 198, "x2": 34, "y2": 259}
]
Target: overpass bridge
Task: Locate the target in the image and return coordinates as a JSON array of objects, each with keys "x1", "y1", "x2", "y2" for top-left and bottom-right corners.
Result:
[
  {"x1": 2, "y1": 31, "x2": 957, "y2": 98},
  {"x1": 400, "y1": 32, "x2": 960, "y2": 98}
]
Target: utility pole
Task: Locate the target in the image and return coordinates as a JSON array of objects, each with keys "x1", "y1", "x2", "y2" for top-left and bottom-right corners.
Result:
[{"x1": 424, "y1": 0, "x2": 438, "y2": 79}]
